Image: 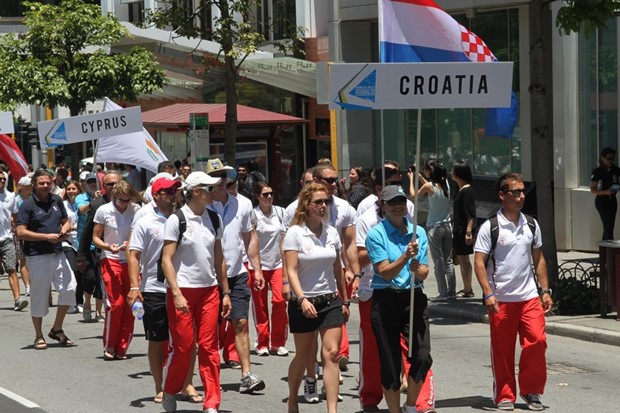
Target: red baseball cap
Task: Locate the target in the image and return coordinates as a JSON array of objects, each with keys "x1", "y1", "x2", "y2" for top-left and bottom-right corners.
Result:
[{"x1": 151, "y1": 177, "x2": 182, "y2": 196}]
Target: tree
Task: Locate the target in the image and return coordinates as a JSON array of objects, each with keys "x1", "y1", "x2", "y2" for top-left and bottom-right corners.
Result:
[
  {"x1": 147, "y1": 0, "x2": 302, "y2": 166},
  {"x1": 0, "y1": 0, "x2": 166, "y2": 175},
  {"x1": 528, "y1": 0, "x2": 617, "y2": 284}
]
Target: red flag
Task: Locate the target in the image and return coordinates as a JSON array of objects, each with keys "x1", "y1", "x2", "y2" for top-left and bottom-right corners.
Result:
[{"x1": 0, "y1": 134, "x2": 29, "y2": 183}]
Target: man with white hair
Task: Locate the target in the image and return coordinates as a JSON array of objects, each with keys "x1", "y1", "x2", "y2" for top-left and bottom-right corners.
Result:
[{"x1": 0, "y1": 171, "x2": 27, "y2": 311}]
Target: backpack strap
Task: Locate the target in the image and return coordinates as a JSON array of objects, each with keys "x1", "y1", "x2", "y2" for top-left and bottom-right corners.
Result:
[
  {"x1": 156, "y1": 209, "x2": 187, "y2": 283},
  {"x1": 484, "y1": 215, "x2": 500, "y2": 271},
  {"x1": 206, "y1": 208, "x2": 220, "y2": 234}
]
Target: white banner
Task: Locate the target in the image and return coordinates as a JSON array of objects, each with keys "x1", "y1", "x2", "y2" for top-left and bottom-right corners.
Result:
[
  {"x1": 328, "y1": 62, "x2": 513, "y2": 110},
  {"x1": 37, "y1": 107, "x2": 143, "y2": 147},
  {"x1": 0, "y1": 112, "x2": 14, "y2": 135}
]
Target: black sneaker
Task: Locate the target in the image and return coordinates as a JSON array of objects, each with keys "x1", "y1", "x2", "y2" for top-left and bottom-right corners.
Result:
[
  {"x1": 14, "y1": 298, "x2": 28, "y2": 312},
  {"x1": 520, "y1": 393, "x2": 544, "y2": 411},
  {"x1": 239, "y1": 372, "x2": 265, "y2": 394}
]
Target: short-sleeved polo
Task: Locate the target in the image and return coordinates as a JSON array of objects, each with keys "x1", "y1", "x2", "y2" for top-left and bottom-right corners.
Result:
[
  {"x1": 129, "y1": 207, "x2": 167, "y2": 293},
  {"x1": 0, "y1": 190, "x2": 18, "y2": 239},
  {"x1": 16, "y1": 193, "x2": 67, "y2": 256},
  {"x1": 94, "y1": 202, "x2": 140, "y2": 261}
]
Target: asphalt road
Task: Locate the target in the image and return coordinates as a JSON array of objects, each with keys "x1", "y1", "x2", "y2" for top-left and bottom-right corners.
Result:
[{"x1": 1, "y1": 283, "x2": 619, "y2": 412}]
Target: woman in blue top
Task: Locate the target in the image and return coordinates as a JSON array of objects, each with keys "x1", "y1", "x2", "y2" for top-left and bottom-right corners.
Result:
[
  {"x1": 366, "y1": 185, "x2": 431, "y2": 413},
  {"x1": 410, "y1": 160, "x2": 456, "y2": 301}
]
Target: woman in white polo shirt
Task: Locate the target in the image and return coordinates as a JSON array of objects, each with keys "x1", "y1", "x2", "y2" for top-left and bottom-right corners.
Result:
[
  {"x1": 283, "y1": 182, "x2": 349, "y2": 413},
  {"x1": 92, "y1": 180, "x2": 143, "y2": 360},
  {"x1": 160, "y1": 172, "x2": 231, "y2": 413}
]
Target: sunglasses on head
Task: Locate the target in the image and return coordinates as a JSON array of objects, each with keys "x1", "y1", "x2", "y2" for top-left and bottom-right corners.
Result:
[{"x1": 311, "y1": 198, "x2": 332, "y2": 206}]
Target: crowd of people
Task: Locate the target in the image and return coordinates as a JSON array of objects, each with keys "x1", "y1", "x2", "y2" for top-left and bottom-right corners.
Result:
[{"x1": 0, "y1": 156, "x2": 554, "y2": 413}]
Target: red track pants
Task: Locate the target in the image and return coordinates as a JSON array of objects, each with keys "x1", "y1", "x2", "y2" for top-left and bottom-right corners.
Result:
[
  {"x1": 248, "y1": 268, "x2": 288, "y2": 349},
  {"x1": 489, "y1": 297, "x2": 547, "y2": 404},
  {"x1": 358, "y1": 299, "x2": 435, "y2": 411},
  {"x1": 101, "y1": 258, "x2": 134, "y2": 357},
  {"x1": 164, "y1": 286, "x2": 221, "y2": 410}
]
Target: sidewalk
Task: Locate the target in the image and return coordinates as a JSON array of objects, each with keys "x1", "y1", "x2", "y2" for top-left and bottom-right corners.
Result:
[{"x1": 426, "y1": 251, "x2": 620, "y2": 347}]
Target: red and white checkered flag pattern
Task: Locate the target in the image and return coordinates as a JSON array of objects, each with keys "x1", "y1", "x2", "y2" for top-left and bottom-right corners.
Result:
[{"x1": 460, "y1": 25, "x2": 496, "y2": 62}]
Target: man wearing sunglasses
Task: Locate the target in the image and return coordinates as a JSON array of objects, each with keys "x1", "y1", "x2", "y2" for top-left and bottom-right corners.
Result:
[
  {"x1": 357, "y1": 161, "x2": 414, "y2": 218},
  {"x1": 206, "y1": 158, "x2": 266, "y2": 395},
  {"x1": 474, "y1": 173, "x2": 553, "y2": 412}
]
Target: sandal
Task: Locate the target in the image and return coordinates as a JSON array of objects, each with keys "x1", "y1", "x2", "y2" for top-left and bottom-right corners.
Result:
[
  {"x1": 154, "y1": 392, "x2": 164, "y2": 404},
  {"x1": 180, "y1": 393, "x2": 204, "y2": 403},
  {"x1": 48, "y1": 328, "x2": 73, "y2": 347},
  {"x1": 103, "y1": 349, "x2": 116, "y2": 361},
  {"x1": 34, "y1": 337, "x2": 47, "y2": 350},
  {"x1": 456, "y1": 289, "x2": 475, "y2": 298}
]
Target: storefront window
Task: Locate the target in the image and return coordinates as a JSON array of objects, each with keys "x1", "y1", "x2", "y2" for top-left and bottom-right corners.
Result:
[{"x1": 578, "y1": 20, "x2": 618, "y2": 186}]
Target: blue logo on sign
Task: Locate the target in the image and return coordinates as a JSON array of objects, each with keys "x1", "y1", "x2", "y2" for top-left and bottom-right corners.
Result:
[
  {"x1": 52, "y1": 122, "x2": 67, "y2": 142},
  {"x1": 350, "y1": 69, "x2": 376, "y2": 103}
]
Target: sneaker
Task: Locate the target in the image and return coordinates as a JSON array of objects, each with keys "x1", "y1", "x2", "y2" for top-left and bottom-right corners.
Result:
[
  {"x1": 203, "y1": 409, "x2": 218, "y2": 413},
  {"x1": 274, "y1": 346, "x2": 289, "y2": 356},
  {"x1": 401, "y1": 404, "x2": 417, "y2": 413},
  {"x1": 239, "y1": 372, "x2": 265, "y2": 394},
  {"x1": 256, "y1": 347, "x2": 269, "y2": 357},
  {"x1": 339, "y1": 372, "x2": 343, "y2": 384},
  {"x1": 225, "y1": 360, "x2": 241, "y2": 369},
  {"x1": 497, "y1": 400, "x2": 514, "y2": 411},
  {"x1": 25, "y1": 286, "x2": 30, "y2": 296},
  {"x1": 76, "y1": 304, "x2": 84, "y2": 313},
  {"x1": 303, "y1": 377, "x2": 319, "y2": 403},
  {"x1": 338, "y1": 355, "x2": 349, "y2": 371},
  {"x1": 14, "y1": 298, "x2": 28, "y2": 312},
  {"x1": 67, "y1": 305, "x2": 78, "y2": 314},
  {"x1": 456, "y1": 289, "x2": 475, "y2": 298},
  {"x1": 320, "y1": 386, "x2": 343, "y2": 402},
  {"x1": 431, "y1": 295, "x2": 448, "y2": 302},
  {"x1": 162, "y1": 392, "x2": 177, "y2": 413},
  {"x1": 520, "y1": 393, "x2": 544, "y2": 411}
]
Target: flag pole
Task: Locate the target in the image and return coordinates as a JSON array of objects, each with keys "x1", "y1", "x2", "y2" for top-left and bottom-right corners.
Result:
[
  {"x1": 408, "y1": 107, "x2": 422, "y2": 358},
  {"x1": 380, "y1": 110, "x2": 385, "y2": 187},
  {"x1": 91, "y1": 140, "x2": 100, "y2": 191}
]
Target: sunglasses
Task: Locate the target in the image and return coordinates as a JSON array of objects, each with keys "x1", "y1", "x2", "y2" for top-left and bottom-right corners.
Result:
[
  {"x1": 504, "y1": 189, "x2": 525, "y2": 197},
  {"x1": 116, "y1": 198, "x2": 131, "y2": 203},
  {"x1": 158, "y1": 188, "x2": 178, "y2": 195},
  {"x1": 304, "y1": 180, "x2": 313, "y2": 185},
  {"x1": 311, "y1": 198, "x2": 332, "y2": 206},
  {"x1": 0, "y1": 178, "x2": 6, "y2": 182},
  {"x1": 385, "y1": 197, "x2": 407, "y2": 206},
  {"x1": 199, "y1": 185, "x2": 215, "y2": 193},
  {"x1": 320, "y1": 177, "x2": 338, "y2": 185},
  {"x1": 104, "y1": 182, "x2": 117, "y2": 187},
  {"x1": 260, "y1": 192, "x2": 273, "y2": 198}
]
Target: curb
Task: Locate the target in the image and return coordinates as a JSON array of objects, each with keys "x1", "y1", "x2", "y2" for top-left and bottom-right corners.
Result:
[{"x1": 429, "y1": 304, "x2": 620, "y2": 347}]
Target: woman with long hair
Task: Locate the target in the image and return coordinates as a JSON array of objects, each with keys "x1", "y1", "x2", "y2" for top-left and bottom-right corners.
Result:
[
  {"x1": 62, "y1": 180, "x2": 83, "y2": 312},
  {"x1": 249, "y1": 181, "x2": 289, "y2": 356},
  {"x1": 284, "y1": 182, "x2": 349, "y2": 413},
  {"x1": 339, "y1": 166, "x2": 371, "y2": 209},
  {"x1": 451, "y1": 161, "x2": 476, "y2": 298},
  {"x1": 92, "y1": 180, "x2": 144, "y2": 360},
  {"x1": 410, "y1": 160, "x2": 456, "y2": 301}
]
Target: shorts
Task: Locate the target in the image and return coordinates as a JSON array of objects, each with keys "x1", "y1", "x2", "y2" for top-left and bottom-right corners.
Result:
[
  {"x1": 142, "y1": 292, "x2": 169, "y2": 342},
  {"x1": 227, "y1": 272, "x2": 250, "y2": 321},
  {"x1": 452, "y1": 229, "x2": 474, "y2": 256},
  {"x1": 14, "y1": 236, "x2": 25, "y2": 260},
  {"x1": 0, "y1": 237, "x2": 17, "y2": 272},
  {"x1": 288, "y1": 293, "x2": 344, "y2": 334}
]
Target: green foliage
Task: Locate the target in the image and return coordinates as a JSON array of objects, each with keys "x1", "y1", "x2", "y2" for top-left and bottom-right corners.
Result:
[
  {"x1": 554, "y1": 277, "x2": 600, "y2": 314},
  {"x1": 556, "y1": 0, "x2": 620, "y2": 38},
  {"x1": 0, "y1": 0, "x2": 166, "y2": 114}
]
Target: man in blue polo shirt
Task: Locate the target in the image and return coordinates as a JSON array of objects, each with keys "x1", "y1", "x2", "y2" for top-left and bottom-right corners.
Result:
[{"x1": 16, "y1": 169, "x2": 77, "y2": 350}]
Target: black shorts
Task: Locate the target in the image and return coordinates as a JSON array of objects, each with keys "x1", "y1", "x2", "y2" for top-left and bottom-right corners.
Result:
[
  {"x1": 452, "y1": 229, "x2": 474, "y2": 256},
  {"x1": 142, "y1": 292, "x2": 169, "y2": 342},
  {"x1": 288, "y1": 293, "x2": 344, "y2": 334},
  {"x1": 227, "y1": 272, "x2": 251, "y2": 321}
]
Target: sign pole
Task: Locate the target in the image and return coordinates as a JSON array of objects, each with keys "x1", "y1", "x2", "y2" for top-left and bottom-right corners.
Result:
[{"x1": 408, "y1": 107, "x2": 422, "y2": 359}]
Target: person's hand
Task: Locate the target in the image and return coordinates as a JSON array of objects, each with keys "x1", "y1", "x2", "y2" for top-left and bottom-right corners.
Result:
[
  {"x1": 541, "y1": 293, "x2": 553, "y2": 314},
  {"x1": 252, "y1": 270, "x2": 265, "y2": 291},
  {"x1": 409, "y1": 258, "x2": 419, "y2": 272},
  {"x1": 46, "y1": 233, "x2": 63, "y2": 244},
  {"x1": 484, "y1": 294, "x2": 499, "y2": 313},
  {"x1": 173, "y1": 292, "x2": 189, "y2": 314},
  {"x1": 108, "y1": 244, "x2": 121, "y2": 254},
  {"x1": 351, "y1": 277, "x2": 360, "y2": 298},
  {"x1": 465, "y1": 232, "x2": 473, "y2": 245},
  {"x1": 126, "y1": 289, "x2": 143, "y2": 307},
  {"x1": 405, "y1": 240, "x2": 419, "y2": 259},
  {"x1": 342, "y1": 304, "x2": 350, "y2": 323},
  {"x1": 282, "y1": 282, "x2": 290, "y2": 301},
  {"x1": 344, "y1": 269, "x2": 355, "y2": 284},
  {"x1": 221, "y1": 295, "x2": 232, "y2": 318},
  {"x1": 301, "y1": 299, "x2": 317, "y2": 318}
]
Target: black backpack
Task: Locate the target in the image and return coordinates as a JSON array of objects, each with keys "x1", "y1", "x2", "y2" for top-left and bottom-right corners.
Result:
[{"x1": 156, "y1": 208, "x2": 220, "y2": 283}]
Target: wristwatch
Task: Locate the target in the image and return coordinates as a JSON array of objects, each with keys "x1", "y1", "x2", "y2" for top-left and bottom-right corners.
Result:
[
  {"x1": 222, "y1": 289, "x2": 232, "y2": 296},
  {"x1": 541, "y1": 288, "x2": 552, "y2": 296},
  {"x1": 342, "y1": 300, "x2": 351, "y2": 307}
]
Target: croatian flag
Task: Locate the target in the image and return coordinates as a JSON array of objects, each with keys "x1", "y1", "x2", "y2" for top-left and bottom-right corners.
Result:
[{"x1": 379, "y1": 0, "x2": 517, "y2": 138}]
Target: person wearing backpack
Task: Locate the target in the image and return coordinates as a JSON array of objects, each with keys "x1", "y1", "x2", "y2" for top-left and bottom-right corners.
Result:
[{"x1": 473, "y1": 173, "x2": 553, "y2": 412}]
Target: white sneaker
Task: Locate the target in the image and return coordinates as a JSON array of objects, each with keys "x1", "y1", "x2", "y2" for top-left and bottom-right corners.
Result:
[
  {"x1": 67, "y1": 305, "x2": 78, "y2": 314},
  {"x1": 76, "y1": 304, "x2": 84, "y2": 313},
  {"x1": 275, "y1": 346, "x2": 289, "y2": 356},
  {"x1": 203, "y1": 408, "x2": 218, "y2": 413},
  {"x1": 162, "y1": 392, "x2": 176, "y2": 413},
  {"x1": 401, "y1": 403, "x2": 418, "y2": 413},
  {"x1": 303, "y1": 377, "x2": 319, "y2": 403},
  {"x1": 256, "y1": 347, "x2": 269, "y2": 357}
]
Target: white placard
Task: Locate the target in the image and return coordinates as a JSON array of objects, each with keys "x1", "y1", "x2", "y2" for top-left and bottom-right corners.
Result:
[
  {"x1": 328, "y1": 62, "x2": 513, "y2": 110},
  {"x1": 37, "y1": 107, "x2": 143, "y2": 147},
  {"x1": 0, "y1": 112, "x2": 14, "y2": 135}
]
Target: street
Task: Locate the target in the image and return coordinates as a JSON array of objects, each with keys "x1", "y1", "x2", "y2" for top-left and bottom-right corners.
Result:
[{"x1": 0, "y1": 281, "x2": 618, "y2": 413}]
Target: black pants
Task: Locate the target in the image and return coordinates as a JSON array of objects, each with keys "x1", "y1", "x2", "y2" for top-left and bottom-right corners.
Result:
[
  {"x1": 370, "y1": 288, "x2": 432, "y2": 391},
  {"x1": 81, "y1": 251, "x2": 104, "y2": 300},
  {"x1": 596, "y1": 196, "x2": 617, "y2": 240}
]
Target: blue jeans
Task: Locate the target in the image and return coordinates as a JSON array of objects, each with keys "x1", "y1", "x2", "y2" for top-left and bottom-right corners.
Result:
[{"x1": 427, "y1": 222, "x2": 456, "y2": 297}]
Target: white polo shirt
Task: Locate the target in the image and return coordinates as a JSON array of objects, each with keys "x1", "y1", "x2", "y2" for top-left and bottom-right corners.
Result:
[
  {"x1": 283, "y1": 223, "x2": 341, "y2": 297},
  {"x1": 209, "y1": 194, "x2": 253, "y2": 278},
  {"x1": 129, "y1": 207, "x2": 167, "y2": 293},
  {"x1": 356, "y1": 193, "x2": 415, "y2": 217},
  {"x1": 0, "y1": 190, "x2": 17, "y2": 240},
  {"x1": 164, "y1": 204, "x2": 223, "y2": 288},
  {"x1": 236, "y1": 193, "x2": 253, "y2": 264},
  {"x1": 250, "y1": 205, "x2": 284, "y2": 271},
  {"x1": 94, "y1": 201, "x2": 140, "y2": 261},
  {"x1": 132, "y1": 201, "x2": 155, "y2": 230},
  {"x1": 474, "y1": 211, "x2": 542, "y2": 302}
]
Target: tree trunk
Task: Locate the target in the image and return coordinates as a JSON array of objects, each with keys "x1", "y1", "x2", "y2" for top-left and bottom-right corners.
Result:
[
  {"x1": 224, "y1": 53, "x2": 238, "y2": 166},
  {"x1": 530, "y1": 0, "x2": 558, "y2": 284},
  {"x1": 69, "y1": 107, "x2": 81, "y2": 181}
]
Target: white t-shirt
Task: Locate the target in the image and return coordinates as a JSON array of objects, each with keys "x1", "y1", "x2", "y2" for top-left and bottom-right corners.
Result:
[
  {"x1": 356, "y1": 193, "x2": 415, "y2": 218},
  {"x1": 0, "y1": 190, "x2": 17, "y2": 240},
  {"x1": 164, "y1": 204, "x2": 223, "y2": 288},
  {"x1": 94, "y1": 202, "x2": 140, "y2": 261},
  {"x1": 236, "y1": 193, "x2": 253, "y2": 264},
  {"x1": 474, "y1": 211, "x2": 542, "y2": 302},
  {"x1": 132, "y1": 201, "x2": 155, "y2": 229},
  {"x1": 250, "y1": 205, "x2": 284, "y2": 270},
  {"x1": 283, "y1": 223, "x2": 342, "y2": 297},
  {"x1": 209, "y1": 195, "x2": 253, "y2": 278},
  {"x1": 129, "y1": 207, "x2": 167, "y2": 293},
  {"x1": 62, "y1": 200, "x2": 78, "y2": 249}
]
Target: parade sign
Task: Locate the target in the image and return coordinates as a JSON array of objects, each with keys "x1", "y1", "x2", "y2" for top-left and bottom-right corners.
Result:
[
  {"x1": 37, "y1": 107, "x2": 143, "y2": 147},
  {"x1": 328, "y1": 62, "x2": 513, "y2": 110},
  {"x1": 0, "y1": 112, "x2": 14, "y2": 135}
]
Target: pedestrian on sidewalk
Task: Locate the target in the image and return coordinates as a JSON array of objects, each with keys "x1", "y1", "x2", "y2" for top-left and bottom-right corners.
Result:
[
  {"x1": 474, "y1": 173, "x2": 553, "y2": 412},
  {"x1": 590, "y1": 147, "x2": 620, "y2": 240}
]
